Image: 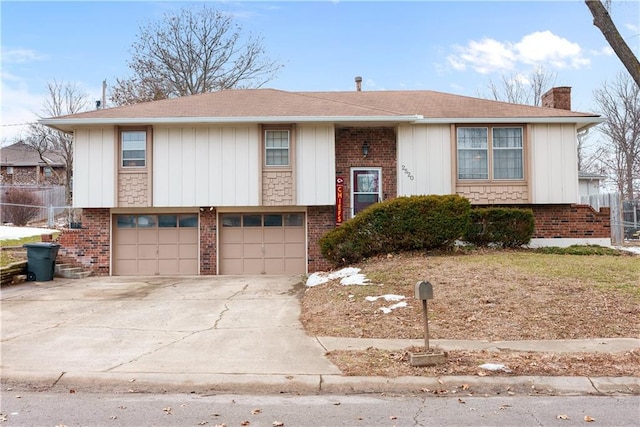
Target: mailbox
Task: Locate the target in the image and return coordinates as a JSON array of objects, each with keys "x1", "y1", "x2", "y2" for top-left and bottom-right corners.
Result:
[{"x1": 415, "y1": 281, "x2": 433, "y2": 300}]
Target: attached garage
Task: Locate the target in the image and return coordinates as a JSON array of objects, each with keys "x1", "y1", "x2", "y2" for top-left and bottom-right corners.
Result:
[
  {"x1": 114, "y1": 213, "x2": 199, "y2": 275},
  {"x1": 219, "y1": 212, "x2": 306, "y2": 275}
]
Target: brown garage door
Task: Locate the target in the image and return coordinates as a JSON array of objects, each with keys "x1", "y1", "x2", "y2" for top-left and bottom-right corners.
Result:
[
  {"x1": 219, "y1": 213, "x2": 305, "y2": 275},
  {"x1": 114, "y1": 214, "x2": 198, "y2": 275}
]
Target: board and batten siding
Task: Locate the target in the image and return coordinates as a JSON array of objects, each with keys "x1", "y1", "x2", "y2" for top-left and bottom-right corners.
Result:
[
  {"x1": 296, "y1": 125, "x2": 336, "y2": 205},
  {"x1": 397, "y1": 124, "x2": 452, "y2": 197},
  {"x1": 530, "y1": 123, "x2": 579, "y2": 204},
  {"x1": 73, "y1": 127, "x2": 116, "y2": 208},
  {"x1": 153, "y1": 126, "x2": 260, "y2": 207}
]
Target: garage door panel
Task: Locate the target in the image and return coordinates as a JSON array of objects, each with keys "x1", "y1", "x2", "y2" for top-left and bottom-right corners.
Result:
[
  {"x1": 264, "y1": 228, "x2": 284, "y2": 242},
  {"x1": 284, "y1": 228, "x2": 304, "y2": 241},
  {"x1": 285, "y1": 258, "x2": 305, "y2": 274},
  {"x1": 243, "y1": 230, "x2": 262, "y2": 243},
  {"x1": 284, "y1": 242, "x2": 305, "y2": 257},
  {"x1": 243, "y1": 243, "x2": 263, "y2": 258},
  {"x1": 242, "y1": 259, "x2": 263, "y2": 274},
  {"x1": 264, "y1": 258, "x2": 284, "y2": 273},
  {"x1": 114, "y1": 214, "x2": 198, "y2": 276},
  {"x1": 264, "y1": 243, "x2": 284, "y2": 257}
]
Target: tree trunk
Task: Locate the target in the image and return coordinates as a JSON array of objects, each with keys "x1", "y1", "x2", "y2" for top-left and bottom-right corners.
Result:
[{"x1": 585, "y1": 0, "x2": 640, "y2": 87}]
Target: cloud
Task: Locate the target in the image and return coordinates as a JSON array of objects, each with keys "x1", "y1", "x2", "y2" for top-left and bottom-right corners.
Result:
[
  {"x1": 1, "y1": 48, "x2": 47, "y2": 64},
  {"x1": 447, "y1": 31, "x2": 590, "y2": 75}
]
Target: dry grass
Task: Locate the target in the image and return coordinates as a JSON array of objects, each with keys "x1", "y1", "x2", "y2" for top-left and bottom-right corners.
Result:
[{"x1": 301, "y1": 249, "x2": 640, "y2": 377}]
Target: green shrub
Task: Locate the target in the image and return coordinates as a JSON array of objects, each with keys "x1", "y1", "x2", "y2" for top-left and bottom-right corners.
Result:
[
  {"x1": 320, "y1": 195, "x2": 471, "y2": 266},
  {"x1": 464, "y1": 207, "x2": 534, "y2": 248}
]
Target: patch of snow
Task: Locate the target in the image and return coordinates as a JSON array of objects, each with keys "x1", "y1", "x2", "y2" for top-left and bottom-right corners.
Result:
[
  {"x1": 0, "y1": 225, "x2": 57, "y2": 241},
  {"x1": 478, "y1": 363, "x2": 512, "y2": 373},
  {"x1": 615, "y1": 246, "x2": 640, "y2": 255},
  {"x1": 365, "y1": 294, "x2": 406, "y2": 302},
  {"x1": 340, "y1": 273, "x2": 370, "y2": 285},
  {"x1": 379, "y1": 301, "x2": 408, "y2": 314},
  {"x1": 305, "y1": 267, "x2": 368, "y2": 287}
]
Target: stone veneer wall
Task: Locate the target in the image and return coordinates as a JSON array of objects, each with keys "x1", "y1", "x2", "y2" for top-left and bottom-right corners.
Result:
[
  {"x1": 56, "y1": 208, "x2": 110, "y2": 275},
  {"x1": 262, "y1": 170, "x2": 294, "y2": 205},
  {"x1": 335, "y1": 127, "x2": 397, "y2": 220},
  {"x1": 199, "y1": 208, "x2": 217, "y2": 275}
]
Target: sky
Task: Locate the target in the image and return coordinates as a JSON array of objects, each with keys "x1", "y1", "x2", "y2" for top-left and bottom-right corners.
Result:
[{"x1": 1, "y1": 0, "x2": 639, "y2": 145}]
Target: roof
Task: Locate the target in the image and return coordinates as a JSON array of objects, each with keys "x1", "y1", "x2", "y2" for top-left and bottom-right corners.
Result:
[
  {"x1": 0, "y1": 142, "x2": 65, "y2": 167},
  {"x1": 578, "y1": 171, "x2": 607, "y2": 180},
  {"x1": 40, "y1": 88, "x2": 603, "y2": 132}
]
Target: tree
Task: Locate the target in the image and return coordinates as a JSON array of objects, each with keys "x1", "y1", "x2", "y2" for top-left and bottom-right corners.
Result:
[
  {"x1": 27, "y1": 80, "x2": 90, "y2": 204},
  {"x1": 585, "y1": 0, "x2": 640, "y2": 87},
  {"x1": 593, "y1": 72, "x2": 640, "y2": 199},
  {"x1": 110, "y1": 5, "x2": 283, "y2": 106},
  {"x1": 483, "y1": 67, "x2": 557, "y2": 106}
]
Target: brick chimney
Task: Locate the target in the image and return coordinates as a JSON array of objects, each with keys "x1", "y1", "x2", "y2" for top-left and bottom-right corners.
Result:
[
  {"x1": 355, "y1": 76, "x2": 362, "y2": 91},
  {"x1": 541, "y1": 86, "x2": 571, "y2": 110}
]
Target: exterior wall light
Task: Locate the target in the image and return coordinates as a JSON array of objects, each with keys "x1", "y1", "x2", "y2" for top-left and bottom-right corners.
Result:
[{"x1": 363, "y1": 142, "x2": 370, "y2": 158}]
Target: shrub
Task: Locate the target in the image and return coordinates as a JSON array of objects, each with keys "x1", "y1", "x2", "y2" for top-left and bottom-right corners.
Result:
[
  {"x1": 320, "y1": 195, "x2": 471, "y2": 266},
  {"x1": 464, "y1": 207, "x2": 534, "y2": 248},
  {"x1": 0, "y1": 187, "x2": 42, "y2": 226}
]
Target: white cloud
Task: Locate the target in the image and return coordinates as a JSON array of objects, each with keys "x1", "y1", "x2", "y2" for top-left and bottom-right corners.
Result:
[
  {"x1": 1, "y1": 48, "x2": 47, "y2": 64},
  {"x1": 0, "y1": 72, "x2": 43, "y2": 144},
  {"x1": 515, "y1": 31, "x2": 589, "y2": 69},
  {"x1": 447, "y1": 31, "x2": 590, "y2": 75}
]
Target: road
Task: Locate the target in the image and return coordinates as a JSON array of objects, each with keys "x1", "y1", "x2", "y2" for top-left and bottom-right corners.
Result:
[{"x1": 1, "y1": 391, "x2": 638, "y2": 426}]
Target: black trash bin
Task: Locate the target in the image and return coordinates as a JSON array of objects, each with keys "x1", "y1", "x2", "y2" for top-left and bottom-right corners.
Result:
[{"x1": 23, "y1": 242, "x2": 60, "y2": 281}]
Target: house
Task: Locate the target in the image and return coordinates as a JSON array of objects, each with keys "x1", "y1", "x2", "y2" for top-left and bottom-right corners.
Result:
[
  {"x1": 578, "y1": 171, "x2": 607, "y2": 202},
  {"x1": 40, "y1": 84, "x2": 610, "y2": 276},
  {"x1": 0, "y1": 141, "x2": 66, "y2": 186}
]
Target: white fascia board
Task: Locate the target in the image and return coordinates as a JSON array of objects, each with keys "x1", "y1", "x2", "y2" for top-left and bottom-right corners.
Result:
[
  {"x1": 414, "y1": 116, "x2": 604, "y2": 126},
  {"x1": 39, "y1": 115, "x2": 424, "y2": 127}
]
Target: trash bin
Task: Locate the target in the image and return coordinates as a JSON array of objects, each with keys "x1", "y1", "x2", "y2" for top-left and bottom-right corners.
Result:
[{"x1": 23, "y1": 242, "x2": 60, "y2": 282}]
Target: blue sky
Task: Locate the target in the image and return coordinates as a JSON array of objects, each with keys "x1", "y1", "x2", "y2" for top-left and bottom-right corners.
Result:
[{"x1": 1, "y1": 0, "x2": 639, "y2": 144}]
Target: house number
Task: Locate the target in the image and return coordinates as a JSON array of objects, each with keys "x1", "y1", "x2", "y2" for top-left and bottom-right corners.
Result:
[{"x1": 402, "y1": 164, "x2": 415, "y2": 181}]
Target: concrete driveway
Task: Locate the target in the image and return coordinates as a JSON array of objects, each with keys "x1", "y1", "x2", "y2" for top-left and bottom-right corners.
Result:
[{"x1": 1, "y1": 275, "x2": 340, "y2": 392}]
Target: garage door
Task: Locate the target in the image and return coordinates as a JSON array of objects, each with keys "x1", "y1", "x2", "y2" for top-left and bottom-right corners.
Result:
[
  {"x1": 114, "y1": 214, "x2": 198, "y2": 275},
  {"x1": 219, "y1": 213, "x2": 305, "y2": 275}
]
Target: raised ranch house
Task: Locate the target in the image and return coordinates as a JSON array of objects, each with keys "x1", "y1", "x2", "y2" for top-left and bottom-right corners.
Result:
[
  {"x1": 0, "y1": 141, "x2": 66, "y2": 186},
  {"x1": 40, "y1": 85, "x2": 609, "y2": 276}
]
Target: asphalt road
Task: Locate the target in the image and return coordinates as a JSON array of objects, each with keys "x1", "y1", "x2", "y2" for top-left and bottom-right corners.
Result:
[{"x1": 1, "y1": 391, "x2": 639, "y2": 426}]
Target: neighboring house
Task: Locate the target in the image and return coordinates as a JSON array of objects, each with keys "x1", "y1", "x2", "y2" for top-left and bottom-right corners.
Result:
[
  {"x1": 40, "y1": 85, "x2": 610, "y2": 277},
  {"x1": 0, "y1": 141, "x2": 66, "y2": 186},
  {"x1": 578, "y1": 171, "x2": 607, "y2": 201}
]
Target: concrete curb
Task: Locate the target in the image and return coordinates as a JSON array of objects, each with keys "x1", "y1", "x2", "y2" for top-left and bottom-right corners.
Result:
[{"x1": 2, "y1": 371, "x2": 639, "y2": 396}]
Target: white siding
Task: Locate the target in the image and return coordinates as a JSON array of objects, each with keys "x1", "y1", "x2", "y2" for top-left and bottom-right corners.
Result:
[
  {"x1": 153, "y1": 125, "x2": 260, "y2": 207},
  {"x1": 296, "y1": 125, "x2": 335, "y2": 205},
  {"x1": 73, "y1": 127, "x2": 116, "y2": 207},
  {"x1": 530, "y1": 124, "x2": 579, "y2": 203},
  {"x1": 397, "y1": 124, "x2": 452, "y2": 196}
]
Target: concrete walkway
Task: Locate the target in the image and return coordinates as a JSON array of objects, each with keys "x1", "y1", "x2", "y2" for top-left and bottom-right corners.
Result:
[{"x1": 1, "y1": 276, "x2": 638, "y2": 395}]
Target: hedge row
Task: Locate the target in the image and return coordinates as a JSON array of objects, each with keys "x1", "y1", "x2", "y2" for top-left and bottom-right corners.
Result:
[{"x1": 319, "y1": 195, "x2": 535, "y2": 266}]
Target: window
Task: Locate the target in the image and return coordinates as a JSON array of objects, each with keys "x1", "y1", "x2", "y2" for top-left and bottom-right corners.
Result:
[
  {"x1": 121, "y1": 130, "x2": 146, "y2": 167},
  {"x1": 351, "y1": 168, "x2": 382, "y2": 216},
  {"x1": 265, "y1": 130, "x2": 289, "y2": 166},
  {"x1": 457, "y1": 126, "x2": 523, "y2": 180},
  {"x1": 6, "y1": 166, "x2": 14, "y2": 175},
  {"x1": 43, "y1": 167, "x2": 52, "y2": 178}
]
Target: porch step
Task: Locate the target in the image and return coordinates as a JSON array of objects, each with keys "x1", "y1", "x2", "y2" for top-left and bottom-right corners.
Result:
[{"x1": 55, "y1": 264, "x2": 92, "y2": 279}]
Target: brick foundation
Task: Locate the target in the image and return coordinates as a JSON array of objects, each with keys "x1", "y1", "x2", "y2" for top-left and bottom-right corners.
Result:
[
  {"x1": 56, "y1": 208, "x2": 110, "y2": 275},
  {"x1": 199, "y1": 208, "x2": 217, "y2": 275},
  {"x1": 307, "y1": 206, "x2": 335, "y2": 273},
  {"x1": 530, "y1": 204, "x2": 610, "y2": 238}
]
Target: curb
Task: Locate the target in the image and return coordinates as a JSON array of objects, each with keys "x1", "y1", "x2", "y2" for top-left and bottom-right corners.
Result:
[{"x1": 3, "y1": 371, "x2": 639, "y2": 396}]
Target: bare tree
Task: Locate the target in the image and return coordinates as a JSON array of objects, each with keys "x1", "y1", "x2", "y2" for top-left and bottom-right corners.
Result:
[
  {"x1": 484, "y1": 67, "x2": 557, "y2": 106},
  {"x1": 110, "y1": 5, "x2": 283, "y2": 106},
  {"x1": 585, "y1": 0, "x2": 640, "y2": 87},
  {"x1": 593, "y1": 72, "x2": 640, "y2": 199},
  {"x1": 27, "y1": 80, "x2": 90, "y2": 203}
]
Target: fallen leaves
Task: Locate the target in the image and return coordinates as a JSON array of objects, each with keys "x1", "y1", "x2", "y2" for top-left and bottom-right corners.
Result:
[
  {"x1": 585, "y1": 416, "x2": 595, "y2": 422},
  {"x1": 557, "y1": 414, "x2": 570, "y2": 420}
]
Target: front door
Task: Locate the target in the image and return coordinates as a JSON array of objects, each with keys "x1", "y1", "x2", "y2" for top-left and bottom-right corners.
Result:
[{"x1": 351, "y1": 168, "x2": 382, "y2": 216}]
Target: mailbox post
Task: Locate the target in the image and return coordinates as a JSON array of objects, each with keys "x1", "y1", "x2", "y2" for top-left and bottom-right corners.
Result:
[{"x1": 415, "y1": 281, "x2": 433, "y2": 350}]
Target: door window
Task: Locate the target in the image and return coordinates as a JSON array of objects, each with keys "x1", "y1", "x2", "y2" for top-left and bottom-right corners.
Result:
[{"x1": 351, "y1": 168, "x2": 382, "y2": 216}]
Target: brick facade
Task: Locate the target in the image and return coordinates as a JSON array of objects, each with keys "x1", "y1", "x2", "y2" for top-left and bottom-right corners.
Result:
[
  {"x1": 199, "y1": 208, "x2": 217, "y2": 275},
  {"x1": 56, "y1": 208, "x2": 110, "y2": 275},
  {"x1": 335, "y1": 127, "x2": 397, "y2": 220},
  {"x1": 307, "y1": 205, "x2": 335, "y2": 272},
  {"x1": 1, "y1": 166, "x2": 66, "y2": 186},
  {"x1": 530, "y1": 204, "x2": 610, "y2": 238}
]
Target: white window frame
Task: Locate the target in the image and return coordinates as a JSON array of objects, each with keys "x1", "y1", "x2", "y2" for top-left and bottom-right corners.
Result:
[
  {"x1": 6, "y1": 166, "x2": 14, "y2": 175},
  {"x1": 264, "y1": 129, "x2": 290, "y2": 167},
  {"x1": 351, "y1": 167, "x2": 382, "y2": 217},
  {"x1": 121, "y1": 130, "x2": 147, "y2": 168},
  {"x1": 457, "y1": 126, "x2": 524, "y2": 181}
]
